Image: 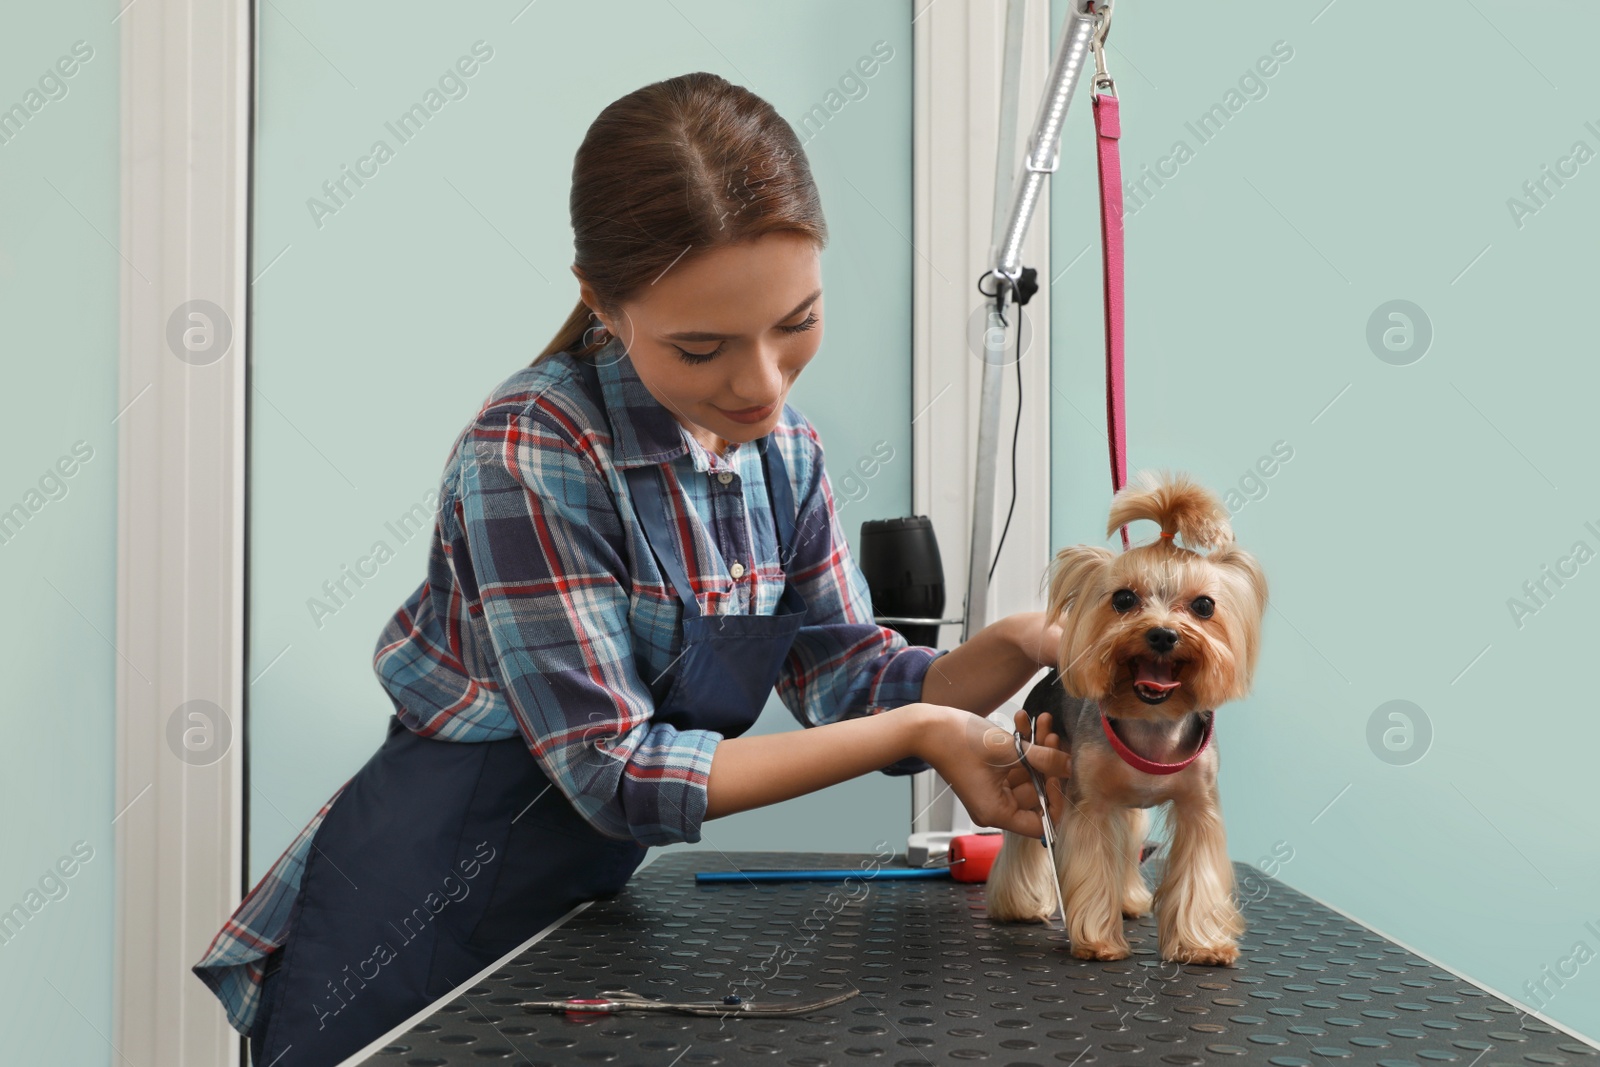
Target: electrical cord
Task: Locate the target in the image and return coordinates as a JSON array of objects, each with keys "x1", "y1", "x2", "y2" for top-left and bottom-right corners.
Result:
[
  {"x1": 985, "y1": 266, "x2": 1037, "y2": 585},
  {"x1": 987, "y1": 310, "x2": 1023, "y2": 585}
]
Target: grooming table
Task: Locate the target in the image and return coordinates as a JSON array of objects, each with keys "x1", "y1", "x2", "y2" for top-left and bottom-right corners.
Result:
[{"x1": 343, "y1": 851, "x2": 1597, "y2": 1066}]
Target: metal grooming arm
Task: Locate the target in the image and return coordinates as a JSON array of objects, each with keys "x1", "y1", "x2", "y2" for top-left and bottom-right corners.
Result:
[
  {"x1": 961, "y1": 0, "x2": 1104, "y2": 642},
  {"x1": 907, "y1": 0, "x2": 1113, "y2": 865}
]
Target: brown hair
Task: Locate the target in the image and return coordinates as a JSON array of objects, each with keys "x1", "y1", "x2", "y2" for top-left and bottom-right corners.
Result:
[{"x1": 536, "y1": 72, "x2": 828, "y2": 364}]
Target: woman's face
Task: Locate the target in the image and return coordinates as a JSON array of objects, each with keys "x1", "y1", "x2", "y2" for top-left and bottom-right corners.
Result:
[{"x1": 579, "y1": 231, "x2": 823, "y2": 453}]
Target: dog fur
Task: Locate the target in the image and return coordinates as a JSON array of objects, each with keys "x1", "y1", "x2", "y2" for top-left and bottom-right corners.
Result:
[{"x1": 987, "y1": 470, "x2": 1268, "y2": 965}]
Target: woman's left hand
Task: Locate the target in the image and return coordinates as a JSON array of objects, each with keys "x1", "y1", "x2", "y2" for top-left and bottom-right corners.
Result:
[{"x1": 1005, "y1": 611, "x2": 1063, "y2": 671}]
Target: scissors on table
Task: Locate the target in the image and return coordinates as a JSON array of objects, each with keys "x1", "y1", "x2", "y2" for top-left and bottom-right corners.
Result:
[{"x1": 518, "y1": 988, "x2": 859, "y2": 1017}]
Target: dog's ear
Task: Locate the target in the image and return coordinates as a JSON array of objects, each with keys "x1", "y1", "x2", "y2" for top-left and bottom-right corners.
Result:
[
  {"x1": 1209, "y1": 541, "x2": 1268, "y2": 688},
  {"x1": 1109, "y1": 469, "x2": 1233, "y2": 550},
  {"x1": 1210, "y1": 542, "x2": 1267, "y2": 618},
  {"x1": 1045, "y1": 544, "x2": 1115, "y2": 622},
  {"x1": 1046, "y1": 544, "x2": 1115, "y2": 698}
]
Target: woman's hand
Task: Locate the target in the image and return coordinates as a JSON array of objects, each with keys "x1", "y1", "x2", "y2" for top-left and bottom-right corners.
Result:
[
  {"x1": 917, "y1": 611, "x2": 1064, "y2": 719},
  {"x1": 1005, "y1": 610, "x2": 1064, "y2": 671},
  {"x1": 1010, "y1": 708, "x2": 1068, "y2": 826},
  {"x1": 911, "y1": 704, "x2": 1072, "y2": 838}
]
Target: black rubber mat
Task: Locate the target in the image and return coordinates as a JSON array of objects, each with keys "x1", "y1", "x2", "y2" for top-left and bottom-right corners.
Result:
[{"x1": 358, "y1": 850, "x2": 1598, "y2": 1066}]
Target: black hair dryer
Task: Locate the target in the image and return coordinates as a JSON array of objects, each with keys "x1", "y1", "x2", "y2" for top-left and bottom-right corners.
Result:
[{"x1": 858, "y1": 516, "x2": 949, "y2": 649}]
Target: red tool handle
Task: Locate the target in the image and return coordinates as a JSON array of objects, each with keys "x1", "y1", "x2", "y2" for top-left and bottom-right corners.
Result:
[{"x1": 949, "y1": 833, "x2": 1005, "y2": 883}]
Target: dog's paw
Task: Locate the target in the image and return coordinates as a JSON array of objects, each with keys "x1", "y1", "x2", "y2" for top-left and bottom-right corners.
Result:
[
  {"x1": 1070, "y1": 937, "x2": 1131, "y2": 961},
  {"x1": 1160, "y1": 938, "x2": 1239, "y2": 967}
]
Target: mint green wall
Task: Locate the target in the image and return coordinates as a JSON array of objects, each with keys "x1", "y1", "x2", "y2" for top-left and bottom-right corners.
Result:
[
  {"x1": 0, "y1": 10, "x2": 118, "y2": 1063},
  {"x1": 248, "y1": 1, "x2": 916, "y2": 885},
  {"x1": 1050, "y1": 0, "x2": 1599, "y2": 1040}
]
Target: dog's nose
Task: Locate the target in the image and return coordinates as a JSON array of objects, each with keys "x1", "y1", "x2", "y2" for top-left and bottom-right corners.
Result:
[{"x1": 1145, "y1": 627, "x2": 1178, "y2": 654}]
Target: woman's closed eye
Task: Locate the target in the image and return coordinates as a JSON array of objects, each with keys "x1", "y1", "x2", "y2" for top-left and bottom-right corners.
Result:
[
  {"x1": 672, "y1": 312, "x2": 820, "y2": 365},
  {"x1": 673, "y1": 342, "x2": 725, "y2": 365}
]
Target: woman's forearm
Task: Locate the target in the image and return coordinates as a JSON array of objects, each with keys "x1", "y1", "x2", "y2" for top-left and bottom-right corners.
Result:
[
  {"x1": 703, "y1": 703, "x2": 931, "y2": 820},
  {"x1": 918, "y1": 613, "x2": 1048, "y2": 717},
  {"x1": 701, "y1": 613, "x2": 1056, "y2": 823}
]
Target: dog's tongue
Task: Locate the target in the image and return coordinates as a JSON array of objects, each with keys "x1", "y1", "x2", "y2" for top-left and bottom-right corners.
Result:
[{"x1": 1134, "y1": 658, "x2": 1181, "y2": 692}]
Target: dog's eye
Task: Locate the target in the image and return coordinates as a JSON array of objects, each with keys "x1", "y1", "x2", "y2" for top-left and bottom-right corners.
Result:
[
  {"x1": 1190, "y1": 595, "x2": 1215, "y2": 618},
  {"x1": 1111, "y1": 589, "x2": 1139, "y2": 613}
]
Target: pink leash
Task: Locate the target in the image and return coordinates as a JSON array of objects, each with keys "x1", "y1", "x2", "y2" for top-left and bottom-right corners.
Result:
[
  {"x1": 1088, "y1": 20, "x2": 1220, "y2": 774},
  {"x1": 1091, "y1": 6, "x2": 1131, "y2": 551}
]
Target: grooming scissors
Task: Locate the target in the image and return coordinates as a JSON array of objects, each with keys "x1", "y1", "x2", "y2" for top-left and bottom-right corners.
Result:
[
  {"x1": 1016, "y1": 714, "x2": 1068, "y2": 932},
  {"x1": 517, "y1": 988, "x2": 859, "y2": 1017}
]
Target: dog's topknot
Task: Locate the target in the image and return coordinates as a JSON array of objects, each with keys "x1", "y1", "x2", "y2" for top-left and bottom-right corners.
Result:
[{"x1": 1107, "y1": 469, "x2": 1233, "y2": 551}]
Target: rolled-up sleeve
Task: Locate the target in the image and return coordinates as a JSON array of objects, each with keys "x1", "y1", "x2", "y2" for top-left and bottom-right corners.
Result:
[
  {"x1": 774, "y1": 427, "x2": 949, "y2": 776},
  {"x1": 456, "y1": 411, "x2": 720, "y2": 846}
]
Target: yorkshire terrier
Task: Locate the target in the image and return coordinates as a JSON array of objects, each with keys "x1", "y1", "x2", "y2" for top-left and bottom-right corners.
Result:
[{"x1": 988, "y1": 470, "x2": 1268, "y2": 965}]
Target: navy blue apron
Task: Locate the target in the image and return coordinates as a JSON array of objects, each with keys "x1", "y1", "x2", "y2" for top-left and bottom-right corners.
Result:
[{"x1": 249, "y1": 358, "x2": 808, "y2": 1065}]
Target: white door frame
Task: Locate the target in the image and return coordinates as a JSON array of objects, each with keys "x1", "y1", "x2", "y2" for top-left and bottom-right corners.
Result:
[
  {"x1": 116, "y1": 0, "x2": 251, "y2": 1062},
  {"x1": 911, "y1": 0, "x2": 1055, "y2": 838}
]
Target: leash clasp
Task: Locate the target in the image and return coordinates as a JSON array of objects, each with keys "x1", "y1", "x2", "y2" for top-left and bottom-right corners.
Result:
[{"x1": 1090, "y1": 0, "x2": 1116, "y2": 95}]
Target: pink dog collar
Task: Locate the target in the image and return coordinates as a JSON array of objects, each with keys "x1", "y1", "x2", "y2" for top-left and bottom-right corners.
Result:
[{"x1": 1100, "y1": 710, "x2": 1213, "y2": 775}]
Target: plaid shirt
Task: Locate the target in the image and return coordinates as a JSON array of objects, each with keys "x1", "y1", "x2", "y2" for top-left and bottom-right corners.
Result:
[{"x1": 193, "y1": 339, "x2": 947, "y2": 1035}]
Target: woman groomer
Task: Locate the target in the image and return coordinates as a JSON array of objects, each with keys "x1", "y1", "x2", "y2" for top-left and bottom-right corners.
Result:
[{"x1": 194, "y1": 71, "x2": 1072, "y2": 1066}]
